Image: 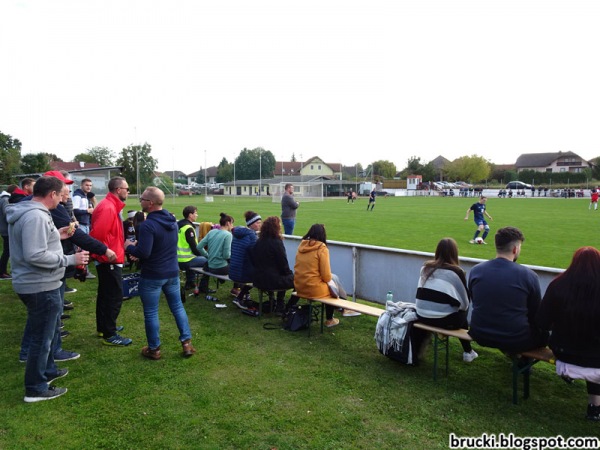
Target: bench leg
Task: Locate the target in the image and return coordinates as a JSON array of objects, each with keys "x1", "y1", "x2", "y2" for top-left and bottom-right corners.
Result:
[
  {"x1": 431, "y1": 333, "x2": 450, "y2": 381},
  {"x1": 511, "y1": 357, "x2": 538, "y2": 404}
]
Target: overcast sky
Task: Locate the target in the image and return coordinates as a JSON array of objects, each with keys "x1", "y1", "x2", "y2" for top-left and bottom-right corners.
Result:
[{"x1": 2, "y1": 0, "x2": 599, "y2": 173}]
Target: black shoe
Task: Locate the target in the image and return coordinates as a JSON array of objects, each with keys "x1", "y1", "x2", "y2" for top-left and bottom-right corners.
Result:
[
  {"x1": 64, "y1": 287, "x2": 77, "y2": 294},
  {"x1": 24, "y1": 386, "x2": 67, "y2": 403},
  {"x1": 61, "y1": 314, "x2": 71, "y2": 320},
  {"x1": 60, "y1": 330, "x2": 70, "y2": 338},
  {"x1": 47, "y1": 368, "x2": 69, "y2": 384},
  {"x1": 587, "y1": 404, "x2": 600, "y2": 421},
  {"x1": 184, "y1": 282, "x2": 196, "y2": 290},
  {"x1": 198, "y1": 288, "x2": 216, "y2": 294}
]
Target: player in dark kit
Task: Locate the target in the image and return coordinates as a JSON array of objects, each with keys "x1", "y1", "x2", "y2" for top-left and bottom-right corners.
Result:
[{"x1": 464, "y1": 196, "x2": 493, "y2": 244}]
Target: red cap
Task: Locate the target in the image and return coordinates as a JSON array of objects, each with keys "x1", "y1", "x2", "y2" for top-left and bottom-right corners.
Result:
[{"x1": 43, "y1": 170, "x2": 74, "y2": 185}]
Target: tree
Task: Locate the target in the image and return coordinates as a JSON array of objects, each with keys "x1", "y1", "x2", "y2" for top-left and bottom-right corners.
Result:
[
  {"x1": 234, "y1": 147, "x2": 276, "y2": 180},
  {"x1": 371, "y1": 160, "x2": 397, "y2": 179},
  {"x1": 590, "y1": 156, "x2": 600, "y2": 180},
  {"x1": 0, "y1": 131, "x2": 22, "y2": 184},
  {"x1": 116, "y1": 143, "x2": 158, "y2": 194},
  {"x1": 73, "y1": 146, "x2": 116, "y2": 166},
  {"x1": 20, "y1": 152, "x2": 53, "y2": 174},
  {"x1": 195, "y1": 170, "x2": 205, "y2": 185},
  {"x1": 216, "y1": 158, "x2": 234, "y2": 183},
  {"x1": 445, "y1": 155, "x2": 491, "y2": 183}
]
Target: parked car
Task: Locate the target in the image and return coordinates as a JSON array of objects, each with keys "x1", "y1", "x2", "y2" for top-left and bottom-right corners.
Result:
[{"x1": 506, "y1": 181, "x2": 533, "y2": 190}]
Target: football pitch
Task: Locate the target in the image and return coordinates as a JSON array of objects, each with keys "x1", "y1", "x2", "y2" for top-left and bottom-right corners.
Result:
[{"x1": 152, "y1": 194, "x2": 597, "y2": 269}]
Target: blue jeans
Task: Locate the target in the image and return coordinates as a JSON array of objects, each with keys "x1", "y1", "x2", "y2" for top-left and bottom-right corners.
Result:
[
  {"x1": 282, "y1": 218, "x2": 295, "y2": 235},
  {"x1": 179, "y1": 256, "x2": 207, "y2": 286},
  {"x1": 139, "y1": 276, "x2": 192, "y2": 349},
  {"x1": 79, "y1": 224, "x2": 90, "y2": 234},
  {"x1": 19, "y1": 281, "x2": 65, "y2": 361},
  {"x1": 18, "y1": 288, "x2": 62, "y2": 394}
]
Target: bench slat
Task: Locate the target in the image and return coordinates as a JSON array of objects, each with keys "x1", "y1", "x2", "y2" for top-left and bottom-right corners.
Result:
[
  {"x1": 307, "y1": 297, "x2": 385, "y2": 318},
  {"x1": 412, "y1": 323, "x2": 472, "y2": 341}
]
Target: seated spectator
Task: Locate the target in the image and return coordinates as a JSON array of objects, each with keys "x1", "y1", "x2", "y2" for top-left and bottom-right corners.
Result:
[
  {"x1": 230, "y1": 211, "x2": 262, "y2": 308},
  {"x1": 415, "y1": 238, "x2": 478, "y2": 362},
  {"x1": 196, "y1": 213, "x2": 234, "y2": 294},
  {"x1": 536, "y1": 247, "x2": 600, "y2": 421},
  {"x1": 293, "y1": 224, "x2": 348, "y2": 328},
  {"x1": 250, "y1": 216, "x2": 294, "y2": 314},
  {"x1": 468, "y1": 226, "x2": 548, "y2": 353},
  {"x1": 177, "y1": 206, "x2": 207, "y2": 289}
]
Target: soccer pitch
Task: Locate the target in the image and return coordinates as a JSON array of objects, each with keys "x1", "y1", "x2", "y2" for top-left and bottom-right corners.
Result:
[{"x1": 146, "y1": 194, "x2": 596, "y2": 269}]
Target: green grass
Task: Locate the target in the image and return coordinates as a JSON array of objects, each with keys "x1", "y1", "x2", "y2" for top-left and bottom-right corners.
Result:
[{"x1": 1, "y1": 195, "x2": 598, "y2": 449}]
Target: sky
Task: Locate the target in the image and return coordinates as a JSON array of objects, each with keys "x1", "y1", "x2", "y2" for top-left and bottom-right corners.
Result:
[{"x1": 2, "y1": 0, "x2": 600, "y2": 174}]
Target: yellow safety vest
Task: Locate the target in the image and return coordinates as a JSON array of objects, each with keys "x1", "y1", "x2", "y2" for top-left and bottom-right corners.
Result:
[{"x1": 177, "y1": 224, "x2": 196, "y2": 263}]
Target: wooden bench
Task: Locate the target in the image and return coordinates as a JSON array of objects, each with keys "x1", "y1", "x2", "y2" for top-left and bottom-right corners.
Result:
[
  {"x1": 412, "y1": 322, "x2": 556, "y2": 404},
  {"x1": 301, "y1": 296, "x2": 385, "y2": 336},
  {"x1": 190, "y1": 268, "x2": 271, "y2": 316}
]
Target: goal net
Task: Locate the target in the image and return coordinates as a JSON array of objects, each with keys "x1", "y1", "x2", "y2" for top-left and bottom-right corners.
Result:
[{"x1": 270, "y1": 181, "x2": 324, "y2": 202}]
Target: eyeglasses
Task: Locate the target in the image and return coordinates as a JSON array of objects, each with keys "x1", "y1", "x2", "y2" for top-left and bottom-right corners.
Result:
[
  {"x1": 139, "y1": 197, "x2": 150, "y2": 202},
  {"x1": 118, "y1": 186, "x2": 130, "y2": 192}
]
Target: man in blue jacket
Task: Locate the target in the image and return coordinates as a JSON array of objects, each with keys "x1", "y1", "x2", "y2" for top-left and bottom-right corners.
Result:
[{"x1": 126, "y1": 187, "x2": 195, "y2": 360}]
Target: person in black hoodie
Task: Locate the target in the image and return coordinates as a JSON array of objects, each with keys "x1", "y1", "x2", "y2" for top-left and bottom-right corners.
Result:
[
  {"x1": 537, "y1": 247, "x2": 600, "y2": 421},
  {"x1": 126, "y1": 187, "x2": 195, "y2": 360}
]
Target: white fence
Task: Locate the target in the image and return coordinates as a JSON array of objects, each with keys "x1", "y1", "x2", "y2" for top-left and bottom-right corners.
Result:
[{"x1": 282, "y1": 236, "x2": 563, "y2": 305}]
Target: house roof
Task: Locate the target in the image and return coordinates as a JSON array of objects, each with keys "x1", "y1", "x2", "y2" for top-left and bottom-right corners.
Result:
[
  {"x1": 51, "y1": 161, "x2": 101, "y2": 171},
  {"x1": 187, "y1": 166, "x2": 218, "y2": 177},
  {"x1": 431, "y1": 156, "x2": 451, "y2": 169},
  {"x1": 515, "y1": 151, "x2": 582, "y2": 168},
  {"x1": 273, "y1": 158, "x2": 342, "y2": 176}
]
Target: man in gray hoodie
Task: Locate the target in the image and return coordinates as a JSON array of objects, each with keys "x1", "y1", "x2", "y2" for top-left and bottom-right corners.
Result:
[{"x1": 7, "y1": 176, "x2": 88, "y2": 403}]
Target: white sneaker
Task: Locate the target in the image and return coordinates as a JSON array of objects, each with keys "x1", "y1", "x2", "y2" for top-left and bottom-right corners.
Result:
[
  {"x1": 463, "y1": 350, "x2": 479, "y2": 363},
  {"x1": 469, "y1": 240, "x2": 475, "y2": 244},
  {"x1": 342, "y1": 309, "x2": 361, "y2": 317}
]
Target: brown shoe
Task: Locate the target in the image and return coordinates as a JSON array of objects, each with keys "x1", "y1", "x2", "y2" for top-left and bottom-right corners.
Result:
[
  {"x1": 141, "y1": 346, "x2": 161, "y2": 360},
  {"x1": 182, "y1": 339, "x2": 196, "y2": 357}
]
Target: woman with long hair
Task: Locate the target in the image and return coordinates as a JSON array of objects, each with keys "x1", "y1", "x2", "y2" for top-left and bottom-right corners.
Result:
[
  {"x1": 250, "y1": 216, "x2": 295, "y2": 313},
  {"x1": 195, "y1": 212, "x2": 234, "y2": 294},
  {"x1": 415, "y1": 238, "x2": 478, "y2": 362},
  {"x1": 293, "y1": 224, "x2": 348, "y2": 328},
  {"x1": 537, "y1": 246, "x2": 600, "y2": 421}
]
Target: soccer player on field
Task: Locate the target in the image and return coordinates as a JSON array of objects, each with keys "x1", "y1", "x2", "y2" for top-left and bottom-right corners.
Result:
[
  {"x1": 589, "y1": 189, "x2": 598, "y2": 210},
  {"x1": 464, "y1": 196, "x2": 493, "y2": 244}
]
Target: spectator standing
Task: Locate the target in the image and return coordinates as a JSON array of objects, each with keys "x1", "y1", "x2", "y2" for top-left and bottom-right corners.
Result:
[
  {"x1": 0, "y1": 185, "x2": 17, "y2": 279},
  {"x1": 196, "y1": 213, "x2": 234, "y2": 294},
  {"x1": 536, "y1": 247, "x2": 600, "y2": 421},
  {"x1": 177, "y1": 205, "x2": 207, "y2": 289},
  {"x1": 281, "y1": 183, "x2": 299, "y2": 235},
  {"x1": 126, "y1": 187, "x2": 195, "y2": 360},
  {"x1": 415, "y1": 238, "x2": 478, "y2": 362},
  {"x1": 9, "y1": 177, "x2": 35, "y2": 204},
  {"x1": 250, "y1": 216, "x2": 294, "y2": 313},
  {"x1": 465, "y1": 196, "x2": 493, "y2": 244},
  {"x1": 7, "y1": 176, "x2": 88, "y2": 402},
  {"x1": 90, "y1": 176, "x2": 132, "y2": 346},
  {"x1": 72, "y1": 178, "x2": 94, "y2": 234},
  {"x1": 468, "y1": 226, "x2": 548, "y2": 352},
  {"x1": 230, "y1": 211, "x2": 261, "y2": 307}
]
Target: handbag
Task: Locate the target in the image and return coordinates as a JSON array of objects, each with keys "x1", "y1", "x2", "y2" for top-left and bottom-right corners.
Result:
[{"x1": 282, "y1": 304, "x2": 311, "y2": 331}]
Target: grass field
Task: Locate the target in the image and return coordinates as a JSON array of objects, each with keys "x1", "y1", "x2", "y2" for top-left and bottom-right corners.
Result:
[
  {"x1": 0, "y1": 194, "x2": 598, "y2": 449},
  {"x1": 159, "y1": 194, "x2": 597, "y2": 269}
]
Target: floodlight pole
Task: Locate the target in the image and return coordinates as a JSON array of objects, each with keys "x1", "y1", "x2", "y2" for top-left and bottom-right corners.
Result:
[
  {"x1": 204, "y1": 150, "x2": 207, "y2": 197},
  {"x1": 258, "y1": 148, "x2": 262, "y2": 201}
]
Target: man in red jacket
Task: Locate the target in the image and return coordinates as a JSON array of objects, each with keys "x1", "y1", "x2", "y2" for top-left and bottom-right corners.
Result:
[{"x1": 90, "y1": 177, "x2": 132, "y2": 346}]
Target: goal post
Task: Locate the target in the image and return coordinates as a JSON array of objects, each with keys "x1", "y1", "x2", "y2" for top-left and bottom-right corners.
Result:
[{"x1": 270, "y1": 181, "x2": 324, "y2": 202}]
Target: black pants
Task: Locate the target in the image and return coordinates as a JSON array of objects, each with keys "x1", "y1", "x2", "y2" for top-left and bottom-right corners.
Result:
[
  {"x1": 96, "y1": 264, "x2": 124, "y2": 338},
  {"x1": 417, "y1": 311, "x2": 472, "y2": 352},
  {"x1": 0, "y1": 234, "x2": 9, "y2": 274},
  {"x1": 198, "y1": 264, "x2": 229, "y2": 291}
]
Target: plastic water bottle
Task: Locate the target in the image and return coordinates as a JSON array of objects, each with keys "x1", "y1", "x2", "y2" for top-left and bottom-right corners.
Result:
[{"x1": 386, "y1": 291, "x2": 393, "y2": 302}]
